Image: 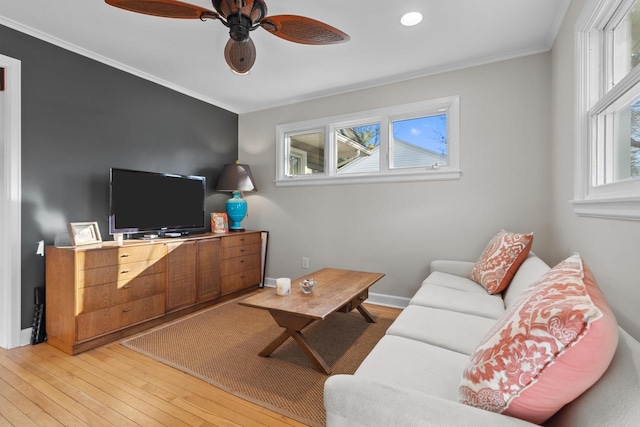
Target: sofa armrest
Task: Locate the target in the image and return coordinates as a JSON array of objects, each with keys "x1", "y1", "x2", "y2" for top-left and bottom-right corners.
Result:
[
  {"x1": 429, "y1": 260, "x2": 476, "y2": 277},
  {"x1": 324, "y1": 375, "x2": 536, "y2": 427}
]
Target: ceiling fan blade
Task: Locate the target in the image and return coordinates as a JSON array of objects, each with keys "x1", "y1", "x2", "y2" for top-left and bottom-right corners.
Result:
[
  {"x1": 105, "y1": 0, "x2": 218, "y2": 19},
  {"x1": 260, "y1": 15, "x2": 349, "y2": 45},
  {"x1": 224, "y1": 38, "x2": 256, "y2": 74}
]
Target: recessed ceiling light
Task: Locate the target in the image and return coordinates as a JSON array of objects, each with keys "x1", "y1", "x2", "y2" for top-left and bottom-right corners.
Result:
[{"x1": 400, "y1": 12, "x2": 423, "y2": 27}]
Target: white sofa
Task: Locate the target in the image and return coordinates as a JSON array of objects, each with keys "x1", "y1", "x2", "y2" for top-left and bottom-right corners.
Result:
[{"x1": 324, "y1": 253, "x2": 640, "y2": 426}]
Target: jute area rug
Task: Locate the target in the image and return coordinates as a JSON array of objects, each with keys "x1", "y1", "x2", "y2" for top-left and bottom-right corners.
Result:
[{"x1": 122, "y1": 300, "x2": 392, "y2": 426}]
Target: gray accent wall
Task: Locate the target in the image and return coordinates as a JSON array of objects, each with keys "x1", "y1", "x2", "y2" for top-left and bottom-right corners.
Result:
[{"x1": 0, "y1": 24, "x2": 238, "y2": 329}]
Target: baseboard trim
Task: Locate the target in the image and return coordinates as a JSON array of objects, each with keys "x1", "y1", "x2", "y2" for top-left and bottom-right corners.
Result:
[
  {"x1": 367, "y1": 292, "x2": 410, "y2": 309},
  {"x1": 20, "y1": 328, "x2": 32, "y2": 346},
  {"x1": 263, "y1": 277, "x2": 409, "y2": 309}
]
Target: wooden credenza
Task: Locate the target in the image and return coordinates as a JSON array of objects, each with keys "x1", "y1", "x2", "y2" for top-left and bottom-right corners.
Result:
[{"x1": 45, "y1": 231, "x2": 263, "y2": 355}]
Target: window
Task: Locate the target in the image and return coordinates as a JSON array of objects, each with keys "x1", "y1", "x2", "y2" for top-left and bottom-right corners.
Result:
[
  {"x1": 574, "y1": 0, "x2": 640, "y2": 219},
  {"x1": 276, "y1": 96, "x2": 460, "y2": 186}
]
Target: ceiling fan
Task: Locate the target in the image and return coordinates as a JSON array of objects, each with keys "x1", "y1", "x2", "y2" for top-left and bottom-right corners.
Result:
[{"x1": 105, "y1": 0, "x2": 350, "y2": 74}]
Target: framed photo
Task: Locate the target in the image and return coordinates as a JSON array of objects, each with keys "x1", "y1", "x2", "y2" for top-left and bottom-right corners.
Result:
[
  {"x1": 211, "y1": 212, "x2": 229, "y2": 234},
  {"x1": 68, "y1": 222, "x2": 102, "y2": 246}
]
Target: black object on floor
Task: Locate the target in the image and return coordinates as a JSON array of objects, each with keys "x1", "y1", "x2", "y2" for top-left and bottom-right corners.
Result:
[{"x1": 30, "y1": 286, "x2": 46, "y2": 345}]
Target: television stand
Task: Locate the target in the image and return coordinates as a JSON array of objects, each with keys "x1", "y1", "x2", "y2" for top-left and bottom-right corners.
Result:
[{"x1": 45, "y1": 231, "x2": 264, "y2": 355}]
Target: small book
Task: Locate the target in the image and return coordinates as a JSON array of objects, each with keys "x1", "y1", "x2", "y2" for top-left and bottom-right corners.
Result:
[{"x1": 211, "y1": 212, "x2": 229, "y2": 234}]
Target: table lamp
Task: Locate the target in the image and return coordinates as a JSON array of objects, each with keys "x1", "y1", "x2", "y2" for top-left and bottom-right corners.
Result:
[{"x1": 215, "y1": 162, "x2": 257, "y2": 231}]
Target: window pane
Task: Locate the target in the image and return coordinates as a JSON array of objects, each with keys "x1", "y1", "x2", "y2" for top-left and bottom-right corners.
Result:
[
  {"x1": 391, "y1": 115, "x2": 447, "y2": 169},
  {"x1": 335, "y1": 124, "x2": 380, "y2": 174},
  {"x1": 595, "y1": 92, "x2": 640, "y2": 185},
  {"x1": 287, "y1": 131, "x2": 325, "y2": 176},
  {"x1": 612, "y1": 1, "x2": 640, "y2": 86},
  {"x1": 620, "y1": 97, "x2": 640, "y2": 180}
]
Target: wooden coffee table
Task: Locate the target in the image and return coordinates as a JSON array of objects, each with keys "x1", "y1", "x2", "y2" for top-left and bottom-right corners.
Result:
[{"x1": 238, "y1": 268, "x2": 385, "y2": 374}]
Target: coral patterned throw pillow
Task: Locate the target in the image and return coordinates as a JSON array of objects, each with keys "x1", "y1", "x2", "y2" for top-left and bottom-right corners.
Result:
[
  {"x1": 459, "y1": 254, "x2": 618, "y2": 424},
  {"x1": 469, "y1": 230, "x2": 533, "y2": 294}
]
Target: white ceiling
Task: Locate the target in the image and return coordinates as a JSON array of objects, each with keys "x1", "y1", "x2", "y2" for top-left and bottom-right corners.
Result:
[{"x1": 0, "y1": 0, "x2": 570, "y2": 114}]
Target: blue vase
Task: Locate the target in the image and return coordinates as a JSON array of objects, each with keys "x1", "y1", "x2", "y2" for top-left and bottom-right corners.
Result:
[{"x1": 226, "y1": 191, "x2": 247, "y2": 231}]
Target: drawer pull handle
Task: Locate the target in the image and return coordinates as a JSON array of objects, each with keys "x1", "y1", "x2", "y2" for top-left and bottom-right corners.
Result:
[
  {"x1": 121, "y1": 269, "x2": 130, "y2": 274},
  {"x1": 123, "y1": 284, "x2": 132, "y2": 289},
  {"x1": 120, "y1": 254, "x2": 130, "y2": 258},
  {"x1": 240, "y1": 260, "x2": 245, "y2": 263},
  {"x1": 122, "y1": 308, "x2": 131, "y2": 313},
  {"x1": 240, "y1": 249, "x2": 245, "y2": 253}
]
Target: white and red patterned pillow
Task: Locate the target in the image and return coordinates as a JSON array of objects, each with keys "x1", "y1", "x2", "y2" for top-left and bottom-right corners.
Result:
[
  {"x1": 469, "y1": 230, "x2": 533, "y2": 294},
  {"x1": 459, "y1": 254, "x2": 618, "y2": 424}
]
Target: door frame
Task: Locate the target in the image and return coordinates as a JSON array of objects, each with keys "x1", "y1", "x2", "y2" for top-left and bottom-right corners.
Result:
[{"x1": 0, "y1": 53, "x2": 22, "y2": 349}]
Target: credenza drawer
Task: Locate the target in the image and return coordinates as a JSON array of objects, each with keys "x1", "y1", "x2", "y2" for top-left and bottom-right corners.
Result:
[
  {"x1": 78, "y1": 258, "x2": 166, "y2": 288},
  {"x1": 76, "y1": 293, "x2": 165, "y2": 342},
  {"x1": 78, "y1": 245, "x2": 166, "y2": 269},
  {"x1": 76, "y1": 273, "x2": 165, "y2": 314},
  {"x1": 220, "y1": 233, "x2": 261, "y2": 251},
  {"x1": 221, "y1": 268, "x2": 261, "y2": 295},
  {"x1": 220, "y1": 253, "x2": 260, "y2": 276},
  {"x1": 221, "y1": 242, "x2": 261, "y2": 260}
]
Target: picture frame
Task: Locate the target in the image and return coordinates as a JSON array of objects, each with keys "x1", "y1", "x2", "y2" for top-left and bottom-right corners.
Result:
[
  {"x1": 211, "y1": 212, "x2": 229, "y2": 234},
  {"x1": 68, "y1": 221, "x2": 102, "y2": 246}
]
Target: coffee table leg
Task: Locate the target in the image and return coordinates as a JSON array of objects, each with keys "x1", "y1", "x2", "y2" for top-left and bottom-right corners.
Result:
[
  {"x1": 259, "y1": 310, "x2": 332, "y2": 374},
  {"x1": 258, "y1": 330, "x2": 291, "y2": 357},
  {"x1": 356, "y1": 304, "x2": 376, "y2": 323},
  {"x1": 291, "y1": 330, "x2": 331, "y2": 374}
]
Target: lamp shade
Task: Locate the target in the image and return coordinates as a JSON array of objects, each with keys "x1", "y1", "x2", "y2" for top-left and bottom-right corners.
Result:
[
  {"x1": 215, "y1": 163, "x2": 257, "y2": 232},
  {"x1": 215, "y1": 163, "x2": 257, "y2": 192}
]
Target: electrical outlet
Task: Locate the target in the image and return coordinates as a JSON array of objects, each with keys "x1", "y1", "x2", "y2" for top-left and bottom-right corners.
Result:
[{"x1": 302, "y1": 257, "x2": 309, "y2": 269}]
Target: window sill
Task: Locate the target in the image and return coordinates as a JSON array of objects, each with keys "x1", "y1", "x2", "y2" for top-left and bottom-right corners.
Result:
[
  {"x1": 571, "y1": 196, "x2": 640, "y2": 221},
  {"x1": 275, "y1": 169, "x2": 462, "y2": 187}
]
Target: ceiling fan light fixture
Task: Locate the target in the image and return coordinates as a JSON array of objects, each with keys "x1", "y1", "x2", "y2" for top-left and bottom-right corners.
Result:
[
  {"x1": 400, "y1": 11, "x2": 423, "y2": 27},
  {"x1": 224, "y1": 37, "x2": 256, "y2": 75},
  {"x1": 230, "y1": 68, "x2": 250, "y2": 76}
]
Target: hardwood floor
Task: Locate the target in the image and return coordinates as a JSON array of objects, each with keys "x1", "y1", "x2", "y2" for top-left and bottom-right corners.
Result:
[{"x1": 0, "y1": 302, "x2": 401, "y2": 426}]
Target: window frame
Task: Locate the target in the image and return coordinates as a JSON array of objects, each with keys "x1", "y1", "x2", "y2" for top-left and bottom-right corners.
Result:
[
  {"x1": 275, "y1": 96, "x2": 461, "y2": 187},
  {"x1": 574, "y1": 0, "x2": 640, "y2": 220}
]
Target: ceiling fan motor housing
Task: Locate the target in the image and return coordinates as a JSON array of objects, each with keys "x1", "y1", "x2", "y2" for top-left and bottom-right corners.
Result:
[{"x1": 227, "y1": 13, "x2": 252, "y2": 42}]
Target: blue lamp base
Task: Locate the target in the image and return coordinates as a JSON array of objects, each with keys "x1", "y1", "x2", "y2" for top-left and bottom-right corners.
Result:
[{"x1": 226, "y1": 191, "x2": 247, "y2": 231}]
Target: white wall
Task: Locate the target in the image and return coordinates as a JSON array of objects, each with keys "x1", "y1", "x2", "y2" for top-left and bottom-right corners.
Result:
[
  {"x1": 239, "y1": 53, "x2": 553, "y2": 302},
  {"x1": 551, "y1": 0, "x2": 640, "y2": 340}
]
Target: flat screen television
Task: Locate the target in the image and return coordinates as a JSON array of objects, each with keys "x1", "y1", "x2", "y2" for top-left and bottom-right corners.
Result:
[{"x1": 109, "y1": 167, "x2": 206, "y2": 237}]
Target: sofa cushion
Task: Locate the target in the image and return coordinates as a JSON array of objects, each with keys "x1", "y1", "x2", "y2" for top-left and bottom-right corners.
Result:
[
  {"x1": 422, "y1": 271, "x2": 490, "y2": 294},
  {"x1": 386, "y1": 305, "x2": 496, "y2": 355},
  {"x1": 502, "y1": 252, "x2": 551, "y2": 309},
  {"x1": 355, "y1": 335, "x2": 468, "y2": 401},
  {"x1": 429, "y1": 259, "x2": 476, "y2": 277},
  {"x1": 410, "y1": 285, "x2": 505, "y2": 319},
  {"x1": 459, "y1": 253, "x2": 618, "y2": 424},
  {"x1": 469, "y1": 230, "x2": 533, "y2": 294}
]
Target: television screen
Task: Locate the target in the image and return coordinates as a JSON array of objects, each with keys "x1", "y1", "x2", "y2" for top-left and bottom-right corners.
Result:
[{"x1": 109, "y1": 168, "x2": 206, "y2": 236}]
